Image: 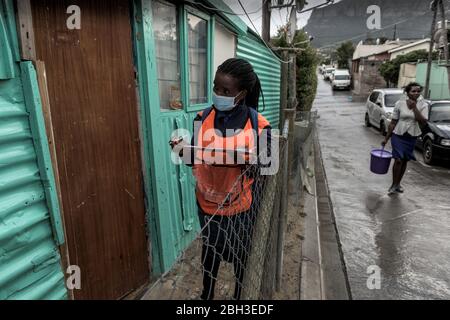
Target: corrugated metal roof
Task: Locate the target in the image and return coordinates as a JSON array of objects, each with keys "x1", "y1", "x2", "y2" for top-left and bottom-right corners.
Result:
[
  {"x1": 353, "y1": 40, "x2": 415, "y2": 60},
  {"x1": 237, "y1": 35, "x2": 281, "y2": 128},
  {"x1": 388, "y1": 38, "x2": 431, "y2": 53}
]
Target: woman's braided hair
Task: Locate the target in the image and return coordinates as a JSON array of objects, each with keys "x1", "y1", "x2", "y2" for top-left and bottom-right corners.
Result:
[{"x1": 217, "y1": 58, "x2": 264, "y2": 110}]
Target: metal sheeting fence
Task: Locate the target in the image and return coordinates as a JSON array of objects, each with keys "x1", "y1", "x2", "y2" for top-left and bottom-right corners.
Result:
[{"x1": 291, "y1": 111, "x2": 318, "y2": 200}]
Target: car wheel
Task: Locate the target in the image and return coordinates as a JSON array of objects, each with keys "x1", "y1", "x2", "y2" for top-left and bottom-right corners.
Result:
[
  {"x1": 380, "y1": 121, "x2": 387, "y2": 136},
  {"x1": 423, "y1": 139, "x2": 435, "y2": 165},
  {"x1": 365, "y1": 113, "x2": 371, "y2": 127}
]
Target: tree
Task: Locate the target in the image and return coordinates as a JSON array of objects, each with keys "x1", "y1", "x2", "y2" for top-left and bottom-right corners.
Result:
[
  {"x1": 379, "y1": 49, "x2": 438, "y2": 87},
  {"x1": 335, "y1": 41, "x2": 355, "y2": 69},
  {"x1": 271, "y1": 27, "x2": 319, "y2": 111}
]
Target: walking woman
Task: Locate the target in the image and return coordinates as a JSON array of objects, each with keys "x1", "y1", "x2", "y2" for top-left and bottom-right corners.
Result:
[
  {"x1": 170, "y1": 58, "x2": 271, "y2": 300},
  {"x1": 382, "y1": 82, "x2": 429, "y2": 195}
]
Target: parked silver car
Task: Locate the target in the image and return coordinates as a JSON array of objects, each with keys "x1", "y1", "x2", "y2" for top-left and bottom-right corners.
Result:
[{"x1": 364, "y1": 88, "x2": 404, "y2": 136}]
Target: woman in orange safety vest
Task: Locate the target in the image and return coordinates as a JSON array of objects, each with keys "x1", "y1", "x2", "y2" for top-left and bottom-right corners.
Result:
[{"x1": 170, "y1": 58, "x2": 271, "y2": 300}]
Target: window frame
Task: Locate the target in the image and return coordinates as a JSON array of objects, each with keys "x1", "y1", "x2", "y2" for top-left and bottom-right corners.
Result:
[
  {"x1": 369, "y1": 92, "x2": 380, "y2": 103},
  {"x1": 151, "y1": 0, "x2": 184, "y2": 114},
  {"x1": 150, "y1": 3, "x2": 215, "y2": 114},
  {"x1": 182, "y1": 5, "x2": 214, "y2": 113}
]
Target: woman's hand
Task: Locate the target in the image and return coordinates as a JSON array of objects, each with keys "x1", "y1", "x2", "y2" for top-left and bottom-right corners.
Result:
[
  {"x1": 406, "y1": 99, "x2": 417, "y2": 110},
  {"x1": 169, "y1": 137, "x2": 189, "y2": 157},
  {"x1": 381, "y1": 138, "x2": 389, "y2": 147}
]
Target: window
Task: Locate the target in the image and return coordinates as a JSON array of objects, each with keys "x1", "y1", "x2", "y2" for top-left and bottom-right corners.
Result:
[
  {"x1": 187, "y1": 13, "x2": 208, "y2": 106},
  {"x1": 369, "y1": 92, "x2": 379, "y2": 103},
  {"x1": 384, "y1": 94, "x2": 403, "y2": 108},
  {"x1": 152, "y1": 1, "x2": 182, "y2": 110},
  {"x1": 430, "y1": 104, "x2": 450, "y2": 122},
  {"x1": 334, "y1": 75, "x2": 350, "y2": 80}
]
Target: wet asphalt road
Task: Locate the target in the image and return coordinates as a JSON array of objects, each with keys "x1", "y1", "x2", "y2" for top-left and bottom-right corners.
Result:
[{"x1": 313, "y1": 76, "x2": 450, "y2": 299}]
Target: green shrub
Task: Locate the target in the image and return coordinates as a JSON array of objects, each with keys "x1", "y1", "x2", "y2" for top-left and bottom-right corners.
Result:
[
  {"x1": 379, "y1": 49, "x2": 438, "y2": 86},
  {"x1": 271, "y1": 28, "x2": 319, "y2": 111}
]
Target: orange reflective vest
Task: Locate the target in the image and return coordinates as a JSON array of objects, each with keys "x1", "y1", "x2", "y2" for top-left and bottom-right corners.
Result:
[{"x1": 193, "y1": 108, "x2": 270, "y2": 216}]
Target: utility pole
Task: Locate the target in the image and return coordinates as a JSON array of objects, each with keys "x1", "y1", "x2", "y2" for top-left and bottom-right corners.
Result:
[
  {"x1": 262, "y1": 0, "x2": 271, "y2": 43},
  {"x1": 287, "y1": 5, "x2": 298, "y2": 111},
  {"x1": 438, "y1": 0, "x2": 449, "y2": 62},
  {"x1": 437, "y1": 0, "x2": 450, "y2": 95},
  {"x1": 425, "y1": 0, "x2": 438, "y2": 99}
]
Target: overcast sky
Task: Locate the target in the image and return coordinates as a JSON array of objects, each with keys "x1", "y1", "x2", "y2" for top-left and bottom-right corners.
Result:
[{"x1": 222, "y1": 0, "x2": 340, "y2": 36}]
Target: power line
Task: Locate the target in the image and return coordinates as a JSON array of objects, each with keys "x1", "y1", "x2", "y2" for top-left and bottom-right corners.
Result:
[
  {"x1": 297, "y1": 0, "x2": 335, "y2": 14},
  {"x1": 237, "y1": 0, "x2": 292, "y2": 64}
]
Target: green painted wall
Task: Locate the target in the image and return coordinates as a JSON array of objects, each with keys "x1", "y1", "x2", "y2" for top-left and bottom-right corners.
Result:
[
  {"x1": 237, "y1": 34, "x2": 281, "y2": 128},
  {"x1": 0, "y1": 1, "x2": 67, "y2": 300},
  {"x1": 416, "y1": 62, "x2": 450, "y2": 100}
]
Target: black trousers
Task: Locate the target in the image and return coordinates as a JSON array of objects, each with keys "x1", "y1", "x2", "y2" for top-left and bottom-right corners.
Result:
[{"x1": 198, "y1": 208, "x2": 256, "y2": 300}]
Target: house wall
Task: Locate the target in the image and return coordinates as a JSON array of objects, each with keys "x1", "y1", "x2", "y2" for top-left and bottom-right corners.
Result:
[
  {"x1": 352, "y1": 59, "x2": 386, "y2": 98},
  {"x1": 416, "y1": 62, "x2": 450, "y2": 100},
  {"x1": 214, "y1": 23, "x2": 236, "y2": 72},
  {"x1": 398, "y1": 63, "x2": 417, "y2": 88},
  {"x1": 237, "y1": 34, "x2": 281, "y2": 127},
  {"x1": 0, "y1": 1, "x2": 67, "y2": 300},
  {"x1": 367, "y1": 52, "x2": 390, "y2": 61}
]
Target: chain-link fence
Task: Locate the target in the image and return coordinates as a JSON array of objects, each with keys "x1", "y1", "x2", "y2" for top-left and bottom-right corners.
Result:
[
  {"x1": 291, "y1": 110, "x2": 318, "y2": 200},
  {"x1": 143, "y1": 112, "x2": 317, "y2": 300}
]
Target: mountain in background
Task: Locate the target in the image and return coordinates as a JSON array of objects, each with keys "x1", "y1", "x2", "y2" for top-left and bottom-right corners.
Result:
[{"x1": 304, "y1": 0, "x2": 434, "y2": 48}]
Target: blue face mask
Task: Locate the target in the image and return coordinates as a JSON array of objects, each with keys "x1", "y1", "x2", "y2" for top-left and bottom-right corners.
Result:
[{"x1": 212, "y1": 92, "x2": 242, "y2": 112}]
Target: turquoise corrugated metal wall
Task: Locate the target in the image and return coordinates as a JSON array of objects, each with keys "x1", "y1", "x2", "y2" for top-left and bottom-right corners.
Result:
[
  {"x1": 237, "y1": 34, "x2": 281, "y2": 128},
  {"x1": 416, "y1": 62, "x2": 450, "y2": 100},
  {"x1": 0, "y1": 1, "x2": 67, "y2": 300},
  {"x1": 0, "y1": 0, "x2": 18, "y2": 80}
]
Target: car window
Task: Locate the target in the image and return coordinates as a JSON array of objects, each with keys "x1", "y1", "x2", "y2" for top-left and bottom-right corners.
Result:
[
  {"x1": 369, "y1": 92, "x2": 379, "y2": 103},
  {"x1": 384, "y1": 94, "x2": 403, "y2": 108},
  {"x1": 430, "y1": 103, "x2": 450, "y2": 122}
]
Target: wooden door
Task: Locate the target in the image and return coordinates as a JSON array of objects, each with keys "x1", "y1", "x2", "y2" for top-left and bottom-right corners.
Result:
[{"x1": 31, "y1": 0, "x2": 150, "y2": 299}]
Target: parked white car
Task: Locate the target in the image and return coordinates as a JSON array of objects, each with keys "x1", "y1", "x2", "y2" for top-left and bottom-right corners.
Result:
[
  {"x1": 364, "y1": 88, "x2": 404, "y2": 136},
  {"x1": 331, "y1": 69, "x2": 351, "y2": 90}
]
